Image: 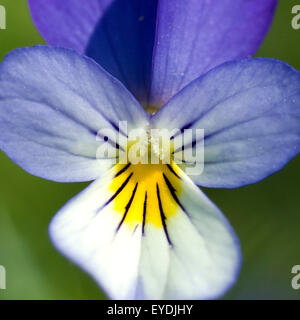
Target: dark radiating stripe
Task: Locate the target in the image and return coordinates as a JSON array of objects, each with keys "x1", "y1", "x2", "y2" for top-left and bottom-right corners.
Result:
[
  {"x1": 142, "y1": 192, "x2": 147, "y2": 236},
  {"x1": 115, "y1": 163, "x2": 131, "y2": 177},
  {"x1": 170, "y1": 120, "x2": 197, "y2": 140},
  {"x1": 97, "y1": 132, "x2": 124, "y2": 151},
  {"x1": 163, "y1": 173, "x2": 190, "y2": 217},
  {"x1": 172, "y1": 144, "x2": 184, "y2": 154},
  {"x1": 107, "y1": 119, "x2": 128, "y2": 139},
  {"x1": 97, "y1": 172, "x2": 133, "y2": 213},
  {"x1": 132, "y1": 224, "x2": 139, "y2": 235},
  {"x1": 166, "y1": 164, "x2": 181, "y2": 179},
  {"x1": 116, "y1": 182, "x2": 138, "y2": 232},
  {"x1": 156, "y1": 184, "x2": 173, "y2": 247}
]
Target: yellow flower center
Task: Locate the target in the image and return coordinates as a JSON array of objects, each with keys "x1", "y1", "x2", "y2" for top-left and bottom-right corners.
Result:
[{"x1": 107, "y1": 155, "x2": 183, "y2": 246}]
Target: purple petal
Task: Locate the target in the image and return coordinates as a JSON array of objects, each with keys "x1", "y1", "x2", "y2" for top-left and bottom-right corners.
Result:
[
  {"x1": 28, "y1": 0, "x2": 277, "y2": 108},
  {"x1": 28, "y1": 0, "x2": 107, "y2": 52},
  {"x1": 149, "y1": 0, "x2": 277, "y2": 107},
  {"x1": 152, "y1": 58, "x2": 300, "y2": 188},
  {"x1": 0, "y1": 46, "x2": 148, "y2": 182},
  {"x1": 28, "y1": 0, "x2": 157, "y2": 104}
]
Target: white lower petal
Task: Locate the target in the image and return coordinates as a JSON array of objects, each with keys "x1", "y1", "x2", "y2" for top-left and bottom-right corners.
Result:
[{"x1": 50, "y1": 163, "x2": 241, "y2": 299}]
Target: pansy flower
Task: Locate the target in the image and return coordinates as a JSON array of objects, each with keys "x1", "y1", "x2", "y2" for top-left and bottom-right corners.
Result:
[{"x1": 0, "y1": 0, "x2": 299, "y2": 299}]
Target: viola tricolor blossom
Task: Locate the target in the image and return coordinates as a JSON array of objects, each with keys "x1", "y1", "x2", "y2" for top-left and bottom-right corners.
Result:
[{"x1": 0, "y1": 0, "x2": 299, "y2": 299}]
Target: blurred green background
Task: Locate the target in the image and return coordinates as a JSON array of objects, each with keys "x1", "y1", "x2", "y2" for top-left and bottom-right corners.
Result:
[{"x1": 0, "y1": 0, "x2": 300, "y2": 300}]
